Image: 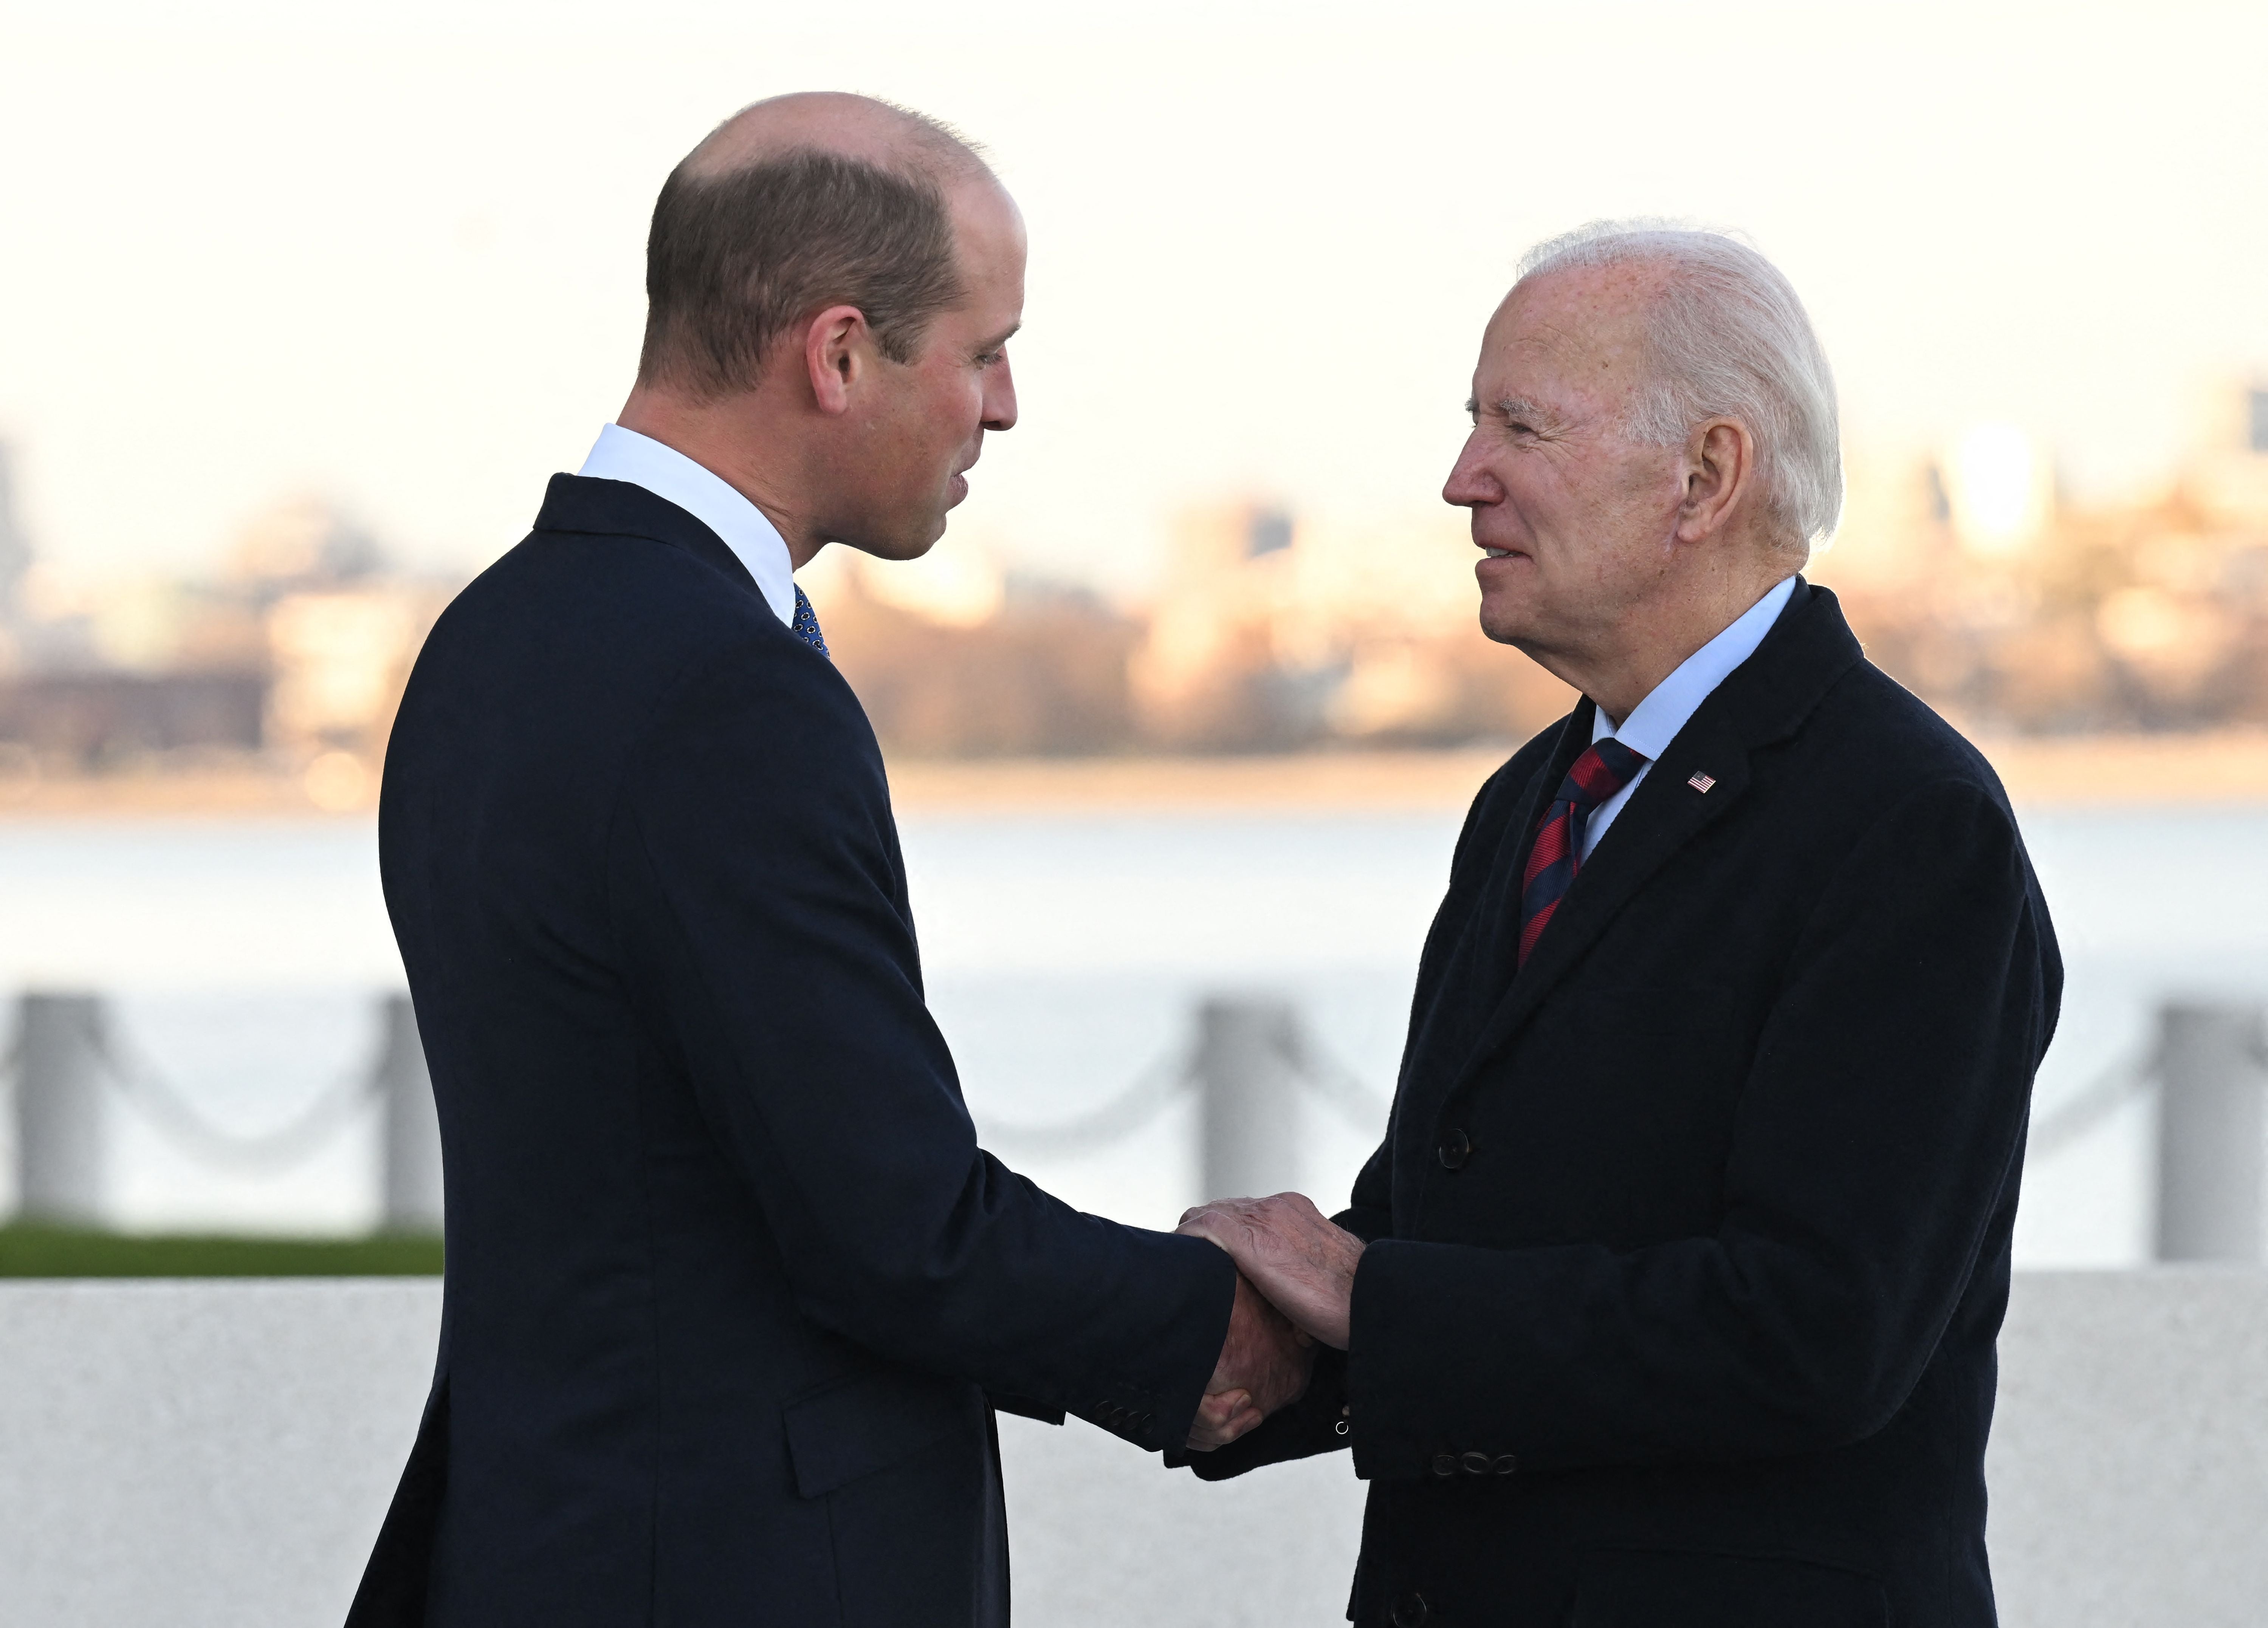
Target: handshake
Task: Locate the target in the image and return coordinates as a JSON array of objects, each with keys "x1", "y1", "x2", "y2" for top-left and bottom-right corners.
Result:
[{"x1": 1178, "y1": 1193, "x2": 1368, "y2": 1452}]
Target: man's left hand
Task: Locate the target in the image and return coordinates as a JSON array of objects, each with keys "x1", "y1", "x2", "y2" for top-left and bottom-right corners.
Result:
[{"x1": 1179, "y1": 1193, "x2": 1366, "y2": 1350}]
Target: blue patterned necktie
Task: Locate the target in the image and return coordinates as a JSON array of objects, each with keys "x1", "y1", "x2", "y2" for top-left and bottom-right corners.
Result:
[{"x1": 791, "y1": 586, "x2": 830, "y2": 659}]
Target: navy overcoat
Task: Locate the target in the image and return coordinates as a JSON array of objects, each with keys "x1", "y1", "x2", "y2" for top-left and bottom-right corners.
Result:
[{"x1": 1189, "y1": 584, "x2": 2062, "y2": 1628}]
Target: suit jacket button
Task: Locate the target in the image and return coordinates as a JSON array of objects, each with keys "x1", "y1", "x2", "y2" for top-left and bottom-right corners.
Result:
[
  {"x1": 1493, "y1": 1453, "x2": 1518, "y2": 1475},
  {"x1": 1430, "y1": 1452, "x2": 1458, "y2": 1478},
  {"x1": 1460, "y1": 1450, "x2": 1492, "y2": 1476},
  {"x1": 1437, "y1": 1129, "x2": 1471, "y2": 1170},
  {"x1": 1391, "y1": 1593, "x2": 1430, "y2": 1627}
]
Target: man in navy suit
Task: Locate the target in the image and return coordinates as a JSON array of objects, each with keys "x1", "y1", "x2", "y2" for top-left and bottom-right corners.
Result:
[
  {"x1": 1180, "y1": 225, "x2": 2061, "y2": 1626},
  {"x1": 348, "y1": 93, "x2": 1309, "y2": 1628}
]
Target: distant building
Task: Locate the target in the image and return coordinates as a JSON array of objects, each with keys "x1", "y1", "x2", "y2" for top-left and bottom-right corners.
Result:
[
  {"x1": 1813, "y1": 386, "x2": 2268, "y2": 735},
  {"x1": 0, "y1": 670, "x2": 266, "y2": 766},
  {"x1": 1127, "y1": 500, "x2": 1573, "y2": 752},
  {"x1": 812, "y1": 561, "x2": 1143, "y2": 758},
  {"x1": 265, "y1": 588, "x2": 424, "y2": 760},
  {"x1": 0, "y1": 492, "x2": 446, "y2": 778},
  {"x1": 227, "y1": 496, "x2": 386, "y2": 593},
  {"x1": 0, "y1": 444, "x2": 29, "y2": 636}
]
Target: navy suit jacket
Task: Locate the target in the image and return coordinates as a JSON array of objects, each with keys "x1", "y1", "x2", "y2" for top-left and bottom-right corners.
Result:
[
  {"x1": 347, "y1": 475, "x2": 1235, "y2": 1628},
  {"x1": 1187, "y1": 585, "x2": 2062, "y2": 1628}
]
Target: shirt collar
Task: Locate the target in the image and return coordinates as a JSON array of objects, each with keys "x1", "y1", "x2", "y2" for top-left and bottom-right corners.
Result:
[
  {"x1": 575, "y1": 423, "x2": 798, "y2": 627},
  {"x1": 1593, "y1": 574, "x2": 1799, "y2": 758}
]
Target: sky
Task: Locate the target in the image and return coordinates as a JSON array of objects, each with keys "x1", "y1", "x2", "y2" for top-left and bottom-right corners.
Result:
[{"x1": 0, "y1": 0, "x2": 2263, "y2": 593}]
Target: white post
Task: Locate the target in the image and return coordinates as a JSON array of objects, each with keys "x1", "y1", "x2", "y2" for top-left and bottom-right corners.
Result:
[
  {"x1": 1194, "y1": 996, "x2": 1301, "y2": 1206},
  {"x1": 15, "y1": 993, "x2": 107, "y2": 1226},
  {"x1": 2154, "y1": 1002, "x2": 2265, "y2": 1263},
  {"x1": 377, "y1": 994, "x2": 443, "y2": 1233}
]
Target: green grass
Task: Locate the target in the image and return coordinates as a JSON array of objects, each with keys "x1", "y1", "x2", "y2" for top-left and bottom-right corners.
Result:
[{"x1": 0, "y1": 1224, "x2": 443, "y2": 1278}]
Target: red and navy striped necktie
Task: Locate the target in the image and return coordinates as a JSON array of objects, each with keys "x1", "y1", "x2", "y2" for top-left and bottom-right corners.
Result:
[{"x1": 1516, "y1": 738, "x2": 1649, "y2": 969}]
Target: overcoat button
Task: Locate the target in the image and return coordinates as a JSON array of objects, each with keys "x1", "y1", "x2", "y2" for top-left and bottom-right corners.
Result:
[
  {"x1": 1391, "y1": 1593, "x2": 1430, "y2": 1627},
  {"x1": 1431, "y1": 1452, "x2": 1458, "y2": 1478},
  {"x1": 1493, "y1": 1453, "x2": 1519, "y2": 1475},
  {"x1": 1461, "y1": 1450, "x2": 1492, "y2": 1476},
  {"x1": 1438, "y1": 1129, "x2": 1472, "y2": 1170}
]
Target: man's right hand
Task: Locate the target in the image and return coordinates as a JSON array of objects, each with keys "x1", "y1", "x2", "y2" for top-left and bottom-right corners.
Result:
[{"x1": 1186, "y1": 1269, "x2": 1314, "y2": 1450}]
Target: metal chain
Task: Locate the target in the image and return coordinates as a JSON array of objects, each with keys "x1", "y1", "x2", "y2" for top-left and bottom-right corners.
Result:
[
  {"x1": 976, "y1": 1048, "x2": 1196, "y2": 1156},
  {"x1": 87, "y1": 1011, "x2": 381, "y2": 1176},
  {"x1": 36, "y1": 994, "x2": 2152, "y2": 1178},
  {"x1": 2028, "y1": 1046, "x2": 2160, "y2": 1158},
  {"x1": 1278, "y1": 1025, "x2": 1393, "y2": 1130},
  {"x1": 974, "y1": 1018, "x2": 1396, "y2": 1159}
]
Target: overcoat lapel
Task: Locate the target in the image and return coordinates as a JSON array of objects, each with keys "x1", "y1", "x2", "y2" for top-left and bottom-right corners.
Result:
[
  {"x1": 1383, "y1": 709, "x2": 1583, "y2": 1187},
  {"x1": 1449, "y1": 714, "x2": 1758, "y2": 1089},
  {"x1": 1443, "y1": 583, "x2": 1864, "y2": 1096},
  {"x1": 1466, "y1": 706, "x2": 1596, "y2": 974}
]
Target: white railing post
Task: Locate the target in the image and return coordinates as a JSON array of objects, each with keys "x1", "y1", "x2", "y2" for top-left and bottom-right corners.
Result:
[
  {"x1": 1193, "y1": 995, "x2": 1301, "y2": 1205},
  {"x1": 15, "y1": 992, "x2": 107, "y2": 1226},
  {"x1": 377, "y1": 994, "x2": 443, "y2": 1233},
  {"x1": 2154, "y1": 1001, "x2": 2265, "y2": 1263}
]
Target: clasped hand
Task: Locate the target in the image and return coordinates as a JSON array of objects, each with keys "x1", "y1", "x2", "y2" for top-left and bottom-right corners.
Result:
[{"x1": 1178, "y1": 1192, "x2": 1366, "y2": 1451}]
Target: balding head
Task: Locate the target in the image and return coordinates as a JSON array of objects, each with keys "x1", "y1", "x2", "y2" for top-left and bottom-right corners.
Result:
[
  {"x1": 679, "y1": 92, "x2": 991, "y2": 187},
  {"x1": 637, "y1": 94, "x2": 1002, "y2": 401}
]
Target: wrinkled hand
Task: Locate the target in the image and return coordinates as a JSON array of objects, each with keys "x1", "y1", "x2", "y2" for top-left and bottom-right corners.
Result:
[
  {"x1": 1186, "y1": 1270, "x2": 1314, "y2": 1451},
  {"x1": 1179, "y1": 1192, "x2": 1366, "y2": 1351}
]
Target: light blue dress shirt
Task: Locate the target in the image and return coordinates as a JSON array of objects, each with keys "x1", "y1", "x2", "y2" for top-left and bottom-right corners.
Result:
[{"x1": 1580, "y1": 574, "x2": 1799, "y2": 860}]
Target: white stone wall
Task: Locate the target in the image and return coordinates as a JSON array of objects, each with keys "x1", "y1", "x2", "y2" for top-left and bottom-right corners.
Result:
[
  {"x1": 1988, "y1": 1269, "x2": 2268, "y2": 1628},
  {"x1": 0, "y1": 1271, "x2": 2260, "y2": 1627}
]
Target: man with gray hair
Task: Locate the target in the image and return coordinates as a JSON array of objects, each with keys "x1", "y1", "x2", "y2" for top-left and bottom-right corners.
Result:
[{"x1": 1177, "y1": 223, "x2": 2061, "y2": 1627}]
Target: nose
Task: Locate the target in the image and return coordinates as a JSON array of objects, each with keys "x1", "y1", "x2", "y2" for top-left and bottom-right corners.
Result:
[
  {"x1": 983, "y1": 353, "x2": 1018, "y2": 433},
  {"x1": 1441, "y1": 431, "x2": 1499, "y2": 509}
]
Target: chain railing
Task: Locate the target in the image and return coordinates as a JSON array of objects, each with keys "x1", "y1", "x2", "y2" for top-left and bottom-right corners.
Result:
[
  {"x1": 15, "y1": 989, "x2": 2259, "y2": 1263},
  {"x1": 976, "y1": 996, "x2": 1394, "y2": 1210},
  {"x1": 2, "y1": 991, "x2": 441, "y2": 1230},
  {"x1": 2028, "y1": 1046, "x2": 2161, "y2": 1157},
  {"x1": 976, "y1": 1045, "x2": 1199, "y2": 1157},
  {"x1": 84, "y1": 1011, "x2": 381, "y2": 1177}
]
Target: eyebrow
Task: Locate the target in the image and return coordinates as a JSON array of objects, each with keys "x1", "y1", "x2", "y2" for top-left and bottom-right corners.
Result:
[
  {"x1": 978, "y1": 322, "x2": 1021, "y2": 352},
  {"x1": 1470, "y1": 393, "x2": 1568, "y2": 432}
]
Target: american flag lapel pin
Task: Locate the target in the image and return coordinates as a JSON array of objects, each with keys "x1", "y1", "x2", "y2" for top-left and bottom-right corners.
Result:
[{"x1": 1687, "y1": 771, "x2": 1717, "y2": 794}]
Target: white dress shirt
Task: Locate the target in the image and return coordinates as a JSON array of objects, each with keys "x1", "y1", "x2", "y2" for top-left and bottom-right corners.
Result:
[
  {"x1": 1581, "y1": 575, "x2": 1799, "y2": 860},
  {"x1": 576, "y1": 424, "x2": 798, "y2": 628}
]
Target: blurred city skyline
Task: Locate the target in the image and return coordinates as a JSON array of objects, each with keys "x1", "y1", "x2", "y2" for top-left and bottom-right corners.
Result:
[{"x1": 1, "y1": 0, "x2": 2264, "y2": 597}]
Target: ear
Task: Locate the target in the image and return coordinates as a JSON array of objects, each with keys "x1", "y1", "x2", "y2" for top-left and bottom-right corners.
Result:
[
  {"x1": 802, "y1": 303, "x2": 871, "y2": 416},
  {"x1": 1674, "y1": 418, "x2": 1755, "y2": 544}
]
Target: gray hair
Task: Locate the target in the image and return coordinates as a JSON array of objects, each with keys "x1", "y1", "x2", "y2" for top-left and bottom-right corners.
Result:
[{"x1": 1517, "y1": 219, "x2": 1843, "y2": 555}]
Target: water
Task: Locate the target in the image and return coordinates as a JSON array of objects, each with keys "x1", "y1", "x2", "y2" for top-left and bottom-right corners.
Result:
[{"x1": 0, "y1": 802, "x2": 2257, "y2": 1263}]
